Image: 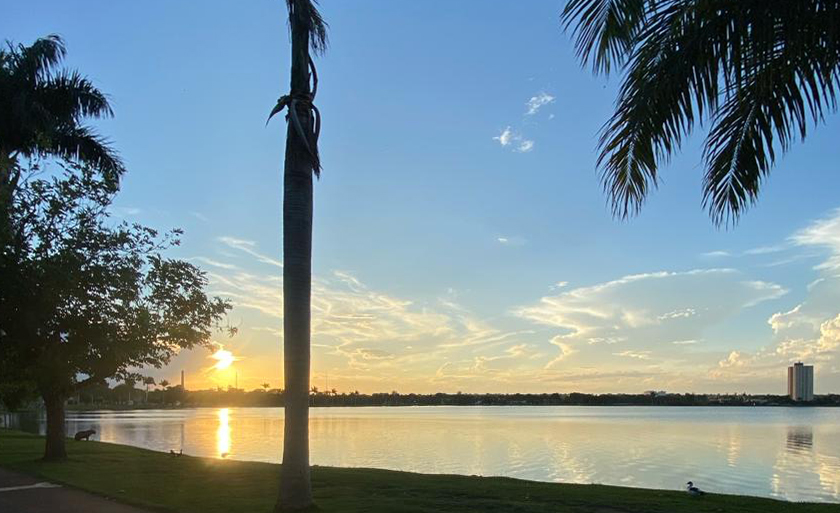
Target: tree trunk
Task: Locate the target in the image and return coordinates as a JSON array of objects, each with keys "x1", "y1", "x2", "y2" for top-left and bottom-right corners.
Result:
[
  {"x1": 43, "y1": 392, "x2": 67, "y2": 460},
  {"x1": 278, "y1": 2, "x2": 315, "y2": 510}
]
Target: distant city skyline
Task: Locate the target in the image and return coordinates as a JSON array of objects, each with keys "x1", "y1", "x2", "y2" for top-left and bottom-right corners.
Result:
[{"x1": 4, "y1": 1, "x2": 840, "y2": 393}]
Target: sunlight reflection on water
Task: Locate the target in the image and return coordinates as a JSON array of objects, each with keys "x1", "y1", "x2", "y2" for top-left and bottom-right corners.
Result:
[
  {"x1": 4, "y1": 406, "x2": 839, "y2": 503},
  {"x1": 216, "y1": 408, "x2": 230, "y2": 458}
]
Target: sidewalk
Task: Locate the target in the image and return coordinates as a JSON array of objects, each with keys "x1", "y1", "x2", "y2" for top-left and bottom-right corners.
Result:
[{"x1": 0, "y1": 468, "x2": 152, "y2": 513}]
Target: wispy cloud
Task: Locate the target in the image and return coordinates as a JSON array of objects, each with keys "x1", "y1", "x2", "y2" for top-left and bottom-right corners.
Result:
[
  {"x1": 791, "y1": 208, "x2": 840, "y2": 270},
  {"x1": 192, "y1": 257, "x2": 239, "y2": 271},
  {"x1": 516, "y1": 140, "x2": 534, "y2": 153},
  {"x1": 613, "y1": 350, "x2": 652, "y2": 360},
  {"x1": 493, "y1": 127, "x2": 534, "y2": 153},
  {"x1": 701, "y1": 250, "x2": 730, "y2": 258},
  {"x1": 218, "y1": 236, "x2": 283, "y2": 268},
  {"x1": 525, "y1": 92, "x2": 555, "y2": 116},
  {"x1": 112, "y1": 206, "x2": 142, "y2": 217},
  {"x1": 496, "y1": 235, "x2": 526, "y2": 246}
]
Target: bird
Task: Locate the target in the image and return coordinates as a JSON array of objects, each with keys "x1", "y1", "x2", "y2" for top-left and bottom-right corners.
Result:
[{"x1": 686, "y1": 481, "x2": 705, "y2": 496}]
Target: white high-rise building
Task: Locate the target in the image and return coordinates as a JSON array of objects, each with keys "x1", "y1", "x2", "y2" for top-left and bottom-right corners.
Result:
[{"x1": 787, "y1": 362, "x2": 814, "y2": 401}]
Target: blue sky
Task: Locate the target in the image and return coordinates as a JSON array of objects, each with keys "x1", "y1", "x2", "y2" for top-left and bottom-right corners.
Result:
[{"x1": 6, "y1": 0, "x2": 840, "y2": 393}]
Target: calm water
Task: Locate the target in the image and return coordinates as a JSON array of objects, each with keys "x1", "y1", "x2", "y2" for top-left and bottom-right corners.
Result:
[{"x1": 3, "y1": 406, "x2": 839, "y2": 503}]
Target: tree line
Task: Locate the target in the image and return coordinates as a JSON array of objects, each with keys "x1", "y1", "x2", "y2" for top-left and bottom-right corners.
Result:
[{"x1": 34, "y1": 387, "x2": 840, "y2": 409}]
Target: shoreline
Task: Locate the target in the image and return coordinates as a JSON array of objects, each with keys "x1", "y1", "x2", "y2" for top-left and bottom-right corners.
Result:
[{"x1": 1, "y1": 429, "x2": 836, "y2": 512}]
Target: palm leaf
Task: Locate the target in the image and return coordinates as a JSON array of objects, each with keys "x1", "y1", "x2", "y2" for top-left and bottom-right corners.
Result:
[
  {"x1": 565, "y1": 0, "x2": 840, "y2": 225},
  {"x1": 561, "y1": 0, "x2": 649, "y2": 74}
]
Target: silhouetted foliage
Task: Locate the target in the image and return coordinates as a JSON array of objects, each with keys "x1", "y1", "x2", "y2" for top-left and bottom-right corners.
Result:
[
  {"x1": 0, "y1": 35, "x2": 124, "y2": 226},
  {"x1": 62, "y1": 387, "x2": 840, "y2": 409},
  {"x1": 0, "y1": 163, "x2": 232, "y2": 459},
  {"x1": 562, "y1": 0, "x2": 840, "y2": 225}
]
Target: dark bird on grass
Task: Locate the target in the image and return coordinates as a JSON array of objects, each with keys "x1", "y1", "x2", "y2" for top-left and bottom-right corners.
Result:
[{"x1": 686, "y1": 481, "x2": 705, "y2": 496}]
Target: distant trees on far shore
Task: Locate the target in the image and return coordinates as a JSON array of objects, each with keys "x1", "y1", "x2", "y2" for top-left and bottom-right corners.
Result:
[{"x1": 13, "y1": 387, "x2": 834, "y2": 410}]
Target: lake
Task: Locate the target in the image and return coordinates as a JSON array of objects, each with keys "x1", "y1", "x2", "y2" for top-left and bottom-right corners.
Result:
[{"x1": 3, "y1": 406, "x2": 839, "y2": 503}]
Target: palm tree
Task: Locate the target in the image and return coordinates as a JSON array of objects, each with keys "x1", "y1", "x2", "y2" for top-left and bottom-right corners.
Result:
[
  {"x1": 143, "y1": 377, "x2": 155, "y2": 404},
  {"x1": 159, "y1": 380, "x2": 170, "y2": 405},
  {"x1": 561, "y1": 0, "x2": 840, "y2": 225},
  {"x1": 262, "y1": 382, "x2": 271, "y2": 391},
  {"x1": 267, "y1": 1, "x2": 327, "y2": 510},
  {"x1": 0, "y1": 35, "x2": 124, "y2": 207}
]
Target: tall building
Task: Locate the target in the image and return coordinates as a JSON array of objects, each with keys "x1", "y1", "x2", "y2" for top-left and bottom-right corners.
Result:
[{"x1": 787, "y1": 362, "x2": 814, "y2": 401}]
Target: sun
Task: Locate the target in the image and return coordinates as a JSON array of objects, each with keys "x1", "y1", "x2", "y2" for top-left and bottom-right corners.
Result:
[{"x1": 211, "y1": 349, "x2": 235, "y2": 370}]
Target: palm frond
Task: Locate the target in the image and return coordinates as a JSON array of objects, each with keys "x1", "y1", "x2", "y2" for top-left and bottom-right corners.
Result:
[
  {"x1": 36, "y1": 70, "x2": 114, "y2": 121},
  {"x1": 571, "y1": 0, "x2": 840, "y2": 225},
  {"x1": 40, "y1": 125, "x2": 125, "y2": 187},
  {"x1": 597, "y1": 0, "x2": 728, "y2": 217},
  {"x1": 9, "y1": 34, "x2": 65, "y2": 82},
  {"x1": 286, "y1": 0, "x2": 328, "y2": 55},
  {"x1": 561, "y1": 0, "x2": 649, "y2": 75},
  {"x1": 702, "y1": 0, "x2": 840, "y2": 225}
]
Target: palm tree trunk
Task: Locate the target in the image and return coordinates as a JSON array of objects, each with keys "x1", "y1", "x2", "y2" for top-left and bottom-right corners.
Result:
[
  {"x1": 278, "y1": 2, "x2": 315, "y2": 510},
  {"x1": 43, "y1": 392, "x2": 67, "y2": 460}
]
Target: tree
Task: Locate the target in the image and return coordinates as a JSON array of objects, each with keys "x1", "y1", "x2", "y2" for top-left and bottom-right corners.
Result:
[
  {"x1": 262, "y1": 382, "x2": 271, "y2": 391},
  {"x1": 267, "y1": 1, "x2": 327, "y2": 510},
  {"x1": 0, "y1": 35, "x2": 124, "y2": 239},
  {"x1": 561, "y1": 0, "x2": 840, "y2": 225},
  {"x1": 159, "y1": 379, "x2": 170, "y2": 405},
  {"x1": 0, "y1": 164, "x2": 232, "y2": 460},
  {"x1": 142, "y1": 376, "x2": 156, "y2": 404}
]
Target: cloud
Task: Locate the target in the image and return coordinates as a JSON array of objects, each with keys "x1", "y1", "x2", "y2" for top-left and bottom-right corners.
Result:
[
  {"x1": 515, "y1": 269, "x2": 787, "y2": 372},
  {"x1": 516, "y1": 139, "x2": 534, "y2": 153},
  {"x1": 614, "y1": 350, "x2": 652, "y2": 360},
  {"x1": 190, "y1": 211, "x2": 209, "y2": 222},
  {"x1": 192, "y1": 257, "x2": 239, "y2": 271},
  {"x1": 744, "y1": 245, "x2": 786, "y2": 255},
  {"x1": 493, "y1": 127, "x2": 514, "y2": 147},
  {"x1": 701, "y1": 250, "x2": 730, "y2": 258},
  {"x1": 544, "y1": 335, "x2": 577, "y2": 369},
  {"x1": 525, "y1": 92, "x2": 555, "y2": 115},
  {"x1": 496, "y1": 236, "x2": 526, "y2": 246},
  {"x1": 493, "y1": 127, "x2": 535, "y2": 153},
  {"x1": 218, "y1": 236, "x2": 283, "y2": 268},
  {"x1": 791, "y1": 208, "x2": 840, "y2": 270},
  {"x1": 658, "y1": 308, "x2": 697, "y2": 320},
  {"x1": 112, "y1": 206, "x2": 142, "y2": 217},
  {"x1": 671, "y1": 339, "x2": 699, "y2": 345}
]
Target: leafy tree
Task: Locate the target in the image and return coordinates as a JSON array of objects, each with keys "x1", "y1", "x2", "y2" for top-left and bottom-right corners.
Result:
[
  {"x1": 0, "y1": 164, "x2": 231, "y2": 460},
  {"x1": 561, "y1": 0, "x2": 840, "y2": 225},
  {"x1": 267, "y1": 0, "x2": 327, "y2": 510}
]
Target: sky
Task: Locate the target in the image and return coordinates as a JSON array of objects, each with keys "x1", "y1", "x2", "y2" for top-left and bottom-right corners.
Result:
[{"x1": 6, "y1": 1, "x2": 840, "y2": 394}]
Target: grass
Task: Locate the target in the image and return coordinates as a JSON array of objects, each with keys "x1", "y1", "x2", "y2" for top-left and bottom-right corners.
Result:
[{"x1": 0, "y1": 429, "x2": 836, "y2": 513}]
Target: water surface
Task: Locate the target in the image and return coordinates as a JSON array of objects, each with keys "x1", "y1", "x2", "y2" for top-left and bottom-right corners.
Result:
[{"x1": 3, "y1": 406, "x2": 839, "y2": 503}]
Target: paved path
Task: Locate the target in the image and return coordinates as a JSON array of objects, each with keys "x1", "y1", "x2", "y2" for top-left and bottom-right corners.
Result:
[{"x1": 0, "y1": 468, "x2": 152, "y2": 513}]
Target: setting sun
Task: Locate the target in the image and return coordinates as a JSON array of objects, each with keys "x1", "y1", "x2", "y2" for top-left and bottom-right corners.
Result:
[{"x1": 210, "y1": 349, "x2": 235, "y2": 370}]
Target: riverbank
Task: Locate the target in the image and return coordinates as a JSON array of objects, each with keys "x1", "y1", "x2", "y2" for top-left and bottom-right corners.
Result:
[{"x1": 0, "y1": 430, "x2": 835, "y2": 513}]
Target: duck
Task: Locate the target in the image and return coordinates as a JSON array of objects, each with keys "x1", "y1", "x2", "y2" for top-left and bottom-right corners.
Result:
[{"x1": 686, "y1": 481, "x2": 705, "y2": 496}]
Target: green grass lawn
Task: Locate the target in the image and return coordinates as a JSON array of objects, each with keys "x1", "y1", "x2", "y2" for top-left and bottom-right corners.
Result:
[{"x1": 0, "y1": 429, "x2": 836, "y2": 513}]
